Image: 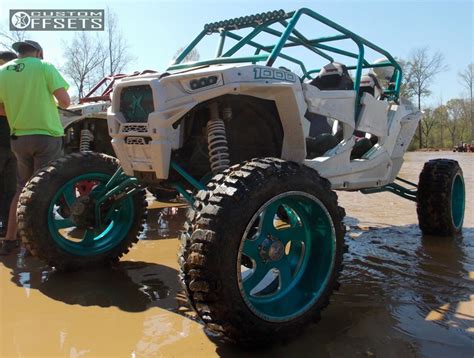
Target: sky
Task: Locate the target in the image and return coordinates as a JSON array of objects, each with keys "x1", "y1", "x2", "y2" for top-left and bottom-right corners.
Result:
[{"x1": 0, "y1": 0, "x2": 472, "y2": 107}]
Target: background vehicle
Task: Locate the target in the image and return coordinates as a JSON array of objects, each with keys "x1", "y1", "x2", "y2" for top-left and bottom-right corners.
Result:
[
  {"x1": 60, "y1": 71, "x2": 156, "y2": 156},
  {"x1": 452, "y1": 141, "x2": 474, "y2": 152},
  {"x1": 18, "y1": 8, "x2": 466, "y2": 346}
]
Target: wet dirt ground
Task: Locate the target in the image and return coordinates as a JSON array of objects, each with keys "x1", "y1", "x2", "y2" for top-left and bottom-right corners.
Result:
[{"x1": 0, "y1": 151, "x2": 473, "y2": 357}]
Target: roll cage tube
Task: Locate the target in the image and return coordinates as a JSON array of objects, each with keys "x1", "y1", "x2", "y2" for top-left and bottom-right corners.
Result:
[{"x1": 167, "y1": 8, "x2": 403, "y2": 121}]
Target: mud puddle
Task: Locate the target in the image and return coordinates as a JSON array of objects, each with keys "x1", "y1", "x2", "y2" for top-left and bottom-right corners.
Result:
[
  {"x1": 0, "y1": 151, "x2": 473, "y2": 357},
  {"x1": 142, "y1": 203, "x2": 187, "y2": 240}
]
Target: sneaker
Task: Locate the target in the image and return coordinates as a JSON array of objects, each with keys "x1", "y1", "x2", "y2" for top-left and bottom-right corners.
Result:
[{"x1": 0, "y1": 240, "x2": 20, "y2": 255}]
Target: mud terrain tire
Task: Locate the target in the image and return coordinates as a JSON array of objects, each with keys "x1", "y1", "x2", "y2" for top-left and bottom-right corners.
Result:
[
  {"x1": 417, "y1": 159, "x2": 465, "y2": 236},
  {"x1": 179, "y1": 158, "x2": 346, "y2": 345},
  {"x1": 18, "y1": 152, "x2": 147, "y2": 270}
]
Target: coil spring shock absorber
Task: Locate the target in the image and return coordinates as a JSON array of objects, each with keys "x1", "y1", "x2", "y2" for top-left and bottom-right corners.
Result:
[
  {"x1": 79, "y1": 129, "x2": 94, "y2": 152},
  {"x1": 207, "y1": 103, "x2": 230, "y2": 174}
]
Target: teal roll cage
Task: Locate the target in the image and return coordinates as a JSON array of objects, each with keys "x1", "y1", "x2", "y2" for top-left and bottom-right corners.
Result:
[{"x1": 168, "y1": 8, "x2": 402, "y2": 103}]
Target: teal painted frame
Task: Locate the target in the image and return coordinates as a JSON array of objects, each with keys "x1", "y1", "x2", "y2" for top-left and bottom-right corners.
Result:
[
  {"x1": 92, "y1": 162, "x2": 206, "y2": 210},
  {"x1": 167, "y1": 7, "x2": 403, "y2": 108},
  {"x1": 360, "y1": 177, "x2": 418, "y2": 202}
]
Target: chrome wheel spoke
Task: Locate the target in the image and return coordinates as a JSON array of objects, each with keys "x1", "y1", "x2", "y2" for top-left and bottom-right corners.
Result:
[{"x1": 243, "y1": 264, "x2": 270, "y2": 293}]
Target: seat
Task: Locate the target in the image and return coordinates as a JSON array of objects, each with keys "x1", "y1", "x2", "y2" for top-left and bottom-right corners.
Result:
[
  {"x1": 350, "y1": 73, "x2": 385, "y2": 159},
  {"x1": 306, "y1": 134, "x2": 340, "y2": 159},
  {"x1": 310, "y1": 62, "x2": 354, "y2": 91},
  {"x1": 305, "y1": 111, "x2": 338, "y2": 158},
  {"x1": 359, "y1": 73, "x2": 383, "y2": 99},
  {"x1": 305, "y1": 62, "x2": 353, "y2": 158},
  {"x1": 306, "y1": 111, "x2": 332, "y2": 137},
  {"x1": 350, "y1": 137, "x2": 373, "y2": 160}
]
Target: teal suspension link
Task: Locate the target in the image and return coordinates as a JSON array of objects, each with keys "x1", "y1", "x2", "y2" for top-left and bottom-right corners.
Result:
[
  {"x1": 360, "y1": 177, "x2": 418, "y2": 202},
  {"x1": 169, "y1": 161, "x2": 209, "y2": 205},
  {"x1": 93, "y1": 168, "x2": 141, "y2": 227}
]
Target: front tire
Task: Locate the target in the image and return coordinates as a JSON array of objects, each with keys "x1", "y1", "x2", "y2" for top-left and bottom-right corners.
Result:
[
  {"x1": 417, "y1": 159, "x2": 465, "y2": 236},
  {"x1": 18, "y1": 152, "x2": 147, "y2": 270},
  {"x1": 179, "y1": 158, "x2": 346, "y2": 345}
]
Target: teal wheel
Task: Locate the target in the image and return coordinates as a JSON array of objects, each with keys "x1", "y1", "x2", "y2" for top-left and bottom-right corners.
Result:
[
  {"x1": 18, "y1": 152, "x2": 147, "y2": 270},
  {"x1": 179, "y1": 158, "x2": 346, "y2": 345},
  {"x1": 239, "y1": 192, "x2": 336, "y2": 322},
  {"x1": 417, "y1": 159, "x2": 465, "y2": 236}
]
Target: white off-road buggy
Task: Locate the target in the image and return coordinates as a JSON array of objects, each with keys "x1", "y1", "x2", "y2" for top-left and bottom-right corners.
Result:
[{"x1": 18, "y1": 8, "x2": 465, "y2": 345}]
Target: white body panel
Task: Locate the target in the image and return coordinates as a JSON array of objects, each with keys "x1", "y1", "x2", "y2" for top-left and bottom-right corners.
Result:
[
  {"x1": 357, "y1": 93, "x2": 389, "y2": 138},
  {"x1": 60, "y1": 101, "x2": 109, "y2": 129},
  {"x1": 108, "y1": 64, "x2": 421, "y2": 190},
  {"x1": 303, "y1": 84, "x2": 356, "y2": 130}
]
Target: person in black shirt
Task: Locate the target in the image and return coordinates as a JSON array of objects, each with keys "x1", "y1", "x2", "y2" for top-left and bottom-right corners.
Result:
[{"x1": 0, "y1": 51, "x2": 18, "y2": 248}]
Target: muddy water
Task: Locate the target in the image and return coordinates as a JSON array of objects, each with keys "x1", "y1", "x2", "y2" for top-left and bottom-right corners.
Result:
[{"x1": 0, "y1": 152, "x2": 472, "y2": 357}]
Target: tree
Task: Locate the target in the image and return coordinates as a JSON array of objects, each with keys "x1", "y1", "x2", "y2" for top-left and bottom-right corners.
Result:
[
  {"x1": 458, "y1": 63, "x2": 473, "y2": 140},
  {"x1": 0, "y1": 28, "x2": 27, "y2": 51},
  {"x1": 445, "y1": 98, "x2": 469, "y2": 146},
  {"x1": 101, "y1": 7, "x2": 134, "y2": 77},
  {"x1": 433, "y1": 102, "x2": 447, "y2": 148},
  {"x1": 403, "y1": 47, "x2": 448, "y2": 148},
  {"x1": 62, "y1": 32, "x2": 105, "y2": 99},
  {"x1": 397, "y1": 58, "x2": 412, "y2": 98},
  {"x1": 173, "y1": 47, "x2": 200, "y2": 63},
  {"x1": 62, "y1": 9, "x2": 135, "y2": 99},
  {"x1": 420, "y1": 108, "x2": 437, "y2": 148}
]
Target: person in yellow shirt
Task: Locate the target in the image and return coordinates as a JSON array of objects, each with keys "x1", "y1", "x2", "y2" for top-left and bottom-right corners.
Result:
[{"x1": 0, "y1": 40, "x2": 70, "y2": 255}]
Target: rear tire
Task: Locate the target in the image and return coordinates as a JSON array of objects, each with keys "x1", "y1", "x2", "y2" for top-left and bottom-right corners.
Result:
[
  {"x1": 417, "y1": 159, "x2": 465, "y2": 236},
  {"x1": 179, "y1": 158, "x2": 346, "y2": 345},
  {"x1": 18, "y1": 152, "x2": 147, "y2": 270}
]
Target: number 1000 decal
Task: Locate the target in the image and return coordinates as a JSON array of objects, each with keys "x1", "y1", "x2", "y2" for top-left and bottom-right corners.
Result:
[{"x1": 253, "y1": 68, "x2": 297, "y2": 82}]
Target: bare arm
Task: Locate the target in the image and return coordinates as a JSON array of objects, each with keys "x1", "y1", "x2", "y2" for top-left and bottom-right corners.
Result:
[
  {"x1": 0, "y1": 103, "x2": 5, "y2": 116},
  {"x1": 53, "y1": 88, "x2": 70, "y2": 109}
]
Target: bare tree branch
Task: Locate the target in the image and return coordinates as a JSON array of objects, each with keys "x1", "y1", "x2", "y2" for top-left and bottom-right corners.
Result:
[
  {"x1": 420, "y1": 108, "x2": 437, "y2": 147},
  {"x1": 403, "y1": 47, "x2": 448, "y2": 148},
  {"x1": 61, "y1": 8, "x2": 135, "y2": 101},
  {"x1": 458, "y1": 63, "x2": 473, "y2": 139},
  {"x1": 459, "y1": 63, "x2": 474, "y2": 94},
  {"x1": 173, "y1": 47, "x2": 200, "y2": 63},
  {"x1": 62, "y1": 32, "x2": 105, "y2": 99},
  {"x1": 101, "y1": 7, "x2": 135, "y2": 77},
  {"x1": 445, "y1": 98, "x2": 470, "y2": 146},
  {"x1": 0, "y1": 27, "x2": 28, "y2": 51}
]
